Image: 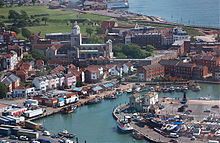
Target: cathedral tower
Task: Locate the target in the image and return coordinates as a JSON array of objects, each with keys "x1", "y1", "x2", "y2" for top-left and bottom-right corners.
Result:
[{"x1": 71, "y1": 21, "x2": 82, "y2": 47}]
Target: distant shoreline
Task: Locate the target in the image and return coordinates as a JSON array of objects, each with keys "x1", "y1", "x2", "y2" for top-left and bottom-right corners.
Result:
[{"x1": 71, "y1": 8, "x2": 220, "y2": 30}]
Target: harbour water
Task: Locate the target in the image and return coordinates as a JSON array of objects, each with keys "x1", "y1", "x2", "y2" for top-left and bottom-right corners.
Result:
[
  {"x1": 35, "y1": 84, "x2": 219, "y2": 143},
  {"x1": 127, "y1": 0, "x2": 220, "y2": 28}
]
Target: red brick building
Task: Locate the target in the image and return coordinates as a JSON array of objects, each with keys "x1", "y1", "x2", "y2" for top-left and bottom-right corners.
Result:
[
  {"x1": 192, "y1": 54, "x2": 220, "y2": 73},
  {"x1": 137, "y1": 64, "x2": 164, "y2": 81},
  {"x1": 160, "y1": 59, "x2": 209, "y2": 79}
]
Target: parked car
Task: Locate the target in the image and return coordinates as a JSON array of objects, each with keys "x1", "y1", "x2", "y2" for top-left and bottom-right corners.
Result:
[
  {"x1": 19, "y1": 136, "x2": 28, "y2": 141},
  {"x1": 9, "y1": 135, "x2": 18, "y2": 140}
]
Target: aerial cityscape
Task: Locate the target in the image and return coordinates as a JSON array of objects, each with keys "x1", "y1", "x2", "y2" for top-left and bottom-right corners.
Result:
[{"x1": 0, "y1": 0, "x2": 219, "y2": 143}]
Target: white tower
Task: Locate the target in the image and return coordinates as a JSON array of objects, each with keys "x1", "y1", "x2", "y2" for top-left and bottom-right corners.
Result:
[{"x1": 71, "y1": 21, "x2": 82, "y2": 46}]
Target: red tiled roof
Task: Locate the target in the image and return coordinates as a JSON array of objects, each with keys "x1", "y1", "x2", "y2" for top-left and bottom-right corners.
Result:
[{"x1": 86, "y1": 65, "x2": 100, "y2": 72}]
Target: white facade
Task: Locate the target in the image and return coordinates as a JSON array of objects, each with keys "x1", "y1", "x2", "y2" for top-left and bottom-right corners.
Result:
[
  {"x1": 144, "y1": 92, "x2": 159, "y2": 106},
  {"x1": 173, "y1": 27, "x2": 190, "y2": 42},
  {"x1": 32, "y1": 77, "x2": 46, "y2": 91},
  {"x1": 13, "y1": 87, "x2": 35, "y2": 96},
  {"x1": 109, "y1": 65, "x2": 122, "y2": 76}
]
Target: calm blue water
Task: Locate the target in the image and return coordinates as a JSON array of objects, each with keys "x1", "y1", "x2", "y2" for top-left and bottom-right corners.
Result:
[
  {"x1": 35, "y1": 84, "x2": 219, "y2": 143},
  {"x1": 128, "y1": 0, "x2": 220, "y2": 28}
]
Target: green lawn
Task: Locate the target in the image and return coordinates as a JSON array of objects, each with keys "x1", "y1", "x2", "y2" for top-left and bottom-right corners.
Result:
[{"x1": 0, "y1": 6, "x2": 111, "y2": 38}]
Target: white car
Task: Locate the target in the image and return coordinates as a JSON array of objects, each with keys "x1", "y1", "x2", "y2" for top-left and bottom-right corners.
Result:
[
  {"x1": 43, "y1": 130, "x2": 51, "y2": 136},
  {"x1": 19, "y1": 136, "x2": 28, "y2": 141},
  {"x1": 0, "y1": 140, "x2": 9, "y2": 143}
]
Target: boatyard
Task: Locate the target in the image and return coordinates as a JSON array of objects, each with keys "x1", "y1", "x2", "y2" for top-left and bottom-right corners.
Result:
[{"x1": 112, "y1": 91, "x2": 220, "y2": 143}]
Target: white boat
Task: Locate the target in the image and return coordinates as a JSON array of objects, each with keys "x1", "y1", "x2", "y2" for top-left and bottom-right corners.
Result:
[
  {"x1": 126, "y1": 88, "x2": 132, "y2": 93},
  {"x1": 199, "y1": 97, "x2": 210, "y2": 100},
  {"x1": 117, "y1": 121, "x2": 133, "y2": 133},
  {"x1": 149, "y1": 87, "x2": 155, "y2": 92}
]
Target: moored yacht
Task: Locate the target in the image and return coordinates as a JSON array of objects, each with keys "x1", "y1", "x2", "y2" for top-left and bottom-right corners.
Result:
[{"x1": 117, "y1": 120, "x2": 133, "y2": 133}]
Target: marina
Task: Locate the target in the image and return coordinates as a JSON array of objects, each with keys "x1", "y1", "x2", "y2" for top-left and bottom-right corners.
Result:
[{"x1": 34, "y1": 83, "x2": 219, "y2": 143}]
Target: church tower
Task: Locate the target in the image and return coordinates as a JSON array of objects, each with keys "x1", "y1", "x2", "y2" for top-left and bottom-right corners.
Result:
[{"x1": 71, "y1": 21, "x2": 82, "y2": 47}]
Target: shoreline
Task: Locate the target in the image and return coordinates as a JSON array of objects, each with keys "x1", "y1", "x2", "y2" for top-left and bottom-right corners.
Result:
[{"x1": 71, "y1": 8, "x2": 220, "y2": 30}]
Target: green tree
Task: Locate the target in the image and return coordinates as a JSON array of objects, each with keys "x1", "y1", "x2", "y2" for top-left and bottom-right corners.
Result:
[
  {"x1": 21, "y1": 28, "x2": 31, "y2": 39},
  {"x1": 41, "y1": 17, "x2": 48, "y2": 25},
  {"x1": 0, "y1": 82, "x2": 7, "y2": 99},
  {"x1": 96, "y1": 27, "x2": 103, "y2": 34},
  {"x1": 115, "y1": 52, "x2": 127, "y2": 59},
  {"x1": 23, "y1": 54, "x2": 33, "y2": 62},
  {"x1": 20, "y1": 10, "x2": 29, "y2": 20},
  {"x1": 145, "y1": 45, "x2": 155, "y2": 53},
  {"x1": 8, "y1": 10, "x2": 20, "y2": 20},
  {"x1": 31, "y1": 49, "x2": 46, "y2": 61},
  {"x1": 88, "y1": 36, "x2": 103, "y2": 43},
  {"x1": 10, "y1": 26, "x2": 20, "y2": 34},
  {"x1": 0, "y1": 0, "x2": 4, "y2": 7},
  {"x1": 122, "y1": 44, "x2": 146, "y2": 59},
  {"x1": 86, "y1": 27, "x2": 93, "y2": 37},
  {"x1": 31, "y1": 0, "x2": 36, "y2": 5}
]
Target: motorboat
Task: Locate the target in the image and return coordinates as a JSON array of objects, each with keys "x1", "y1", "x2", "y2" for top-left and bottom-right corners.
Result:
[
  {"x1": 58, "y1": 130, "x2": 75, "y2": 139},
  {"x1": 105, "y1": 94, "x2": 117, "y2": 100},
  {"x1": 61, "y1": 105, "x2": 77, "y2": 114},
  {"x1": 117, "y1": 121, "x2": 133, "y2": 133},
  {"x1": 126, "y1": 88, "x2": 132, "y2": 93}
]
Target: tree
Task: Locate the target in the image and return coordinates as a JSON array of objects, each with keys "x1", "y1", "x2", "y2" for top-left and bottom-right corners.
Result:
[
  {"x1": 86, "y1": 27, "x2": 93, "y2": 37},
  {"x1": 0, "y1": 82, "x2": 7, "y2": 99},
  {"x1": 8, "y1": 10, "x2": 20, "y2": 20},
  {"x1": 115, "y1": 52, "x2": 127, "y2": 59},
  {"x1": 0, "y1": 0, "x2": 4, "y2": 7},
  {"x1": 31, "y1": 0, "x2": 36, "y2": 5},
  {"x1": 88, "y1": 36, "x2": 103, "y2": 44},
  {"x1": 145, "y1": 45, "x2": 155, "y2": 53},
  {"x1": 20, "y1": 10, "x2": 29, "y2": 20},
  {"x1": 41, "y1": 17, "x2": 48, "y2": 25},
  {"x1": 10, "y1": 26, "x2": 20, "y2": 34},
  {"x1": 23, "y1": 54, "x2": 33, "y2": 62},
  {"x1": 122, "y1": 44, "x2": 146, "y2": 59},
  {"x1": 21, "y1": 28, "x2": 31, "y2": 39},
  {"x1": 96, "y1": 27, "x2": 103, "y2": 34},
  {"x1": 31, "y1": 49, "x2": 46, "y2": 61}
]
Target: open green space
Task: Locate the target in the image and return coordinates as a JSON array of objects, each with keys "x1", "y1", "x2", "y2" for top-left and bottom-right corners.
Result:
[{"x1": 0, "y1": 6, "x2": 111, "y2": 38}]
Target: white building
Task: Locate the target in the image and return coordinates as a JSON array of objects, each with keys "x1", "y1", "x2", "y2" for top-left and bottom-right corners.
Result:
[
  {"x1": 129, "y1": 92, "x2": 159, "y2": 112},
  {"x1": 32, "y1": 77, "x2": 47, "y2": 91},
  {"x1": 2, "y1": 51, "x2": 18, "y2": 71},
  {"x1": 173, "y1": 27, "x2": 190, "y2": 42},
  {"x1": 143, "y1": 92, "x2": 159, "y2": 106},
  {"x1": 13, "y1": 87, "x2": 35, "y2": 97}
]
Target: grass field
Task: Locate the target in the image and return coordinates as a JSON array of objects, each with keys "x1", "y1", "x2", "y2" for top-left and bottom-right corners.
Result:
[
  {"x1": 0, "y1": 6, "x2": 111, "y2": 38},
  {"x1": 0, "y1": 5, "x2": 205, "y2": 38}
]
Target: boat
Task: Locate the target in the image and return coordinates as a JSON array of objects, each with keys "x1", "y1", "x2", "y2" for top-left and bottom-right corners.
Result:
[
  {"x1": 61, "y1": 106, "x2": 77, "y2": 114},
  {"x1": 175, "y1": 86, "x2": 181, "y2": 92},
  {"x1": 105, "y1": 94, "x2": 117, "y2": 100},
  {"x1": 58, "y1": 130, "x2": 75, "y2": 139},
  {"x1": 149, "y1": 87, "x2": 155, "y2": 92},
  {"x1": 170, "y1": 86, "x2": 175, "y2": 92},
  {"x1": 126, "y1": 88, "x2": 132, "y2": 93},
  {"x1": 106, "y1": 0, "x2": 129, "y2": 9},
  {"x1": 117, "y1": 120, "x2": 133, "y2": 133},
  {"x1": 191, "y1": 85, "x2": 201, "y2": 92},
  {"x1": 199, "y1": 97, "x2": 210, "y2": 100},
  {"x1": 86, "y1": 97, "x2": 102, "y2": 105},
  {"x1": 181, "y1": 85, "x2": 188, "y2": 92}
]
